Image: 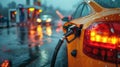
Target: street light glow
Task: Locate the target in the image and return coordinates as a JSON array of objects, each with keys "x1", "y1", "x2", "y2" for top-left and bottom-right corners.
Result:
[
  {"x1": 39, "y1": 9, "x2": 42, "y2": 13},
  {"x1": 29, "y1": 8, "x2": 35, "y2": 12}
]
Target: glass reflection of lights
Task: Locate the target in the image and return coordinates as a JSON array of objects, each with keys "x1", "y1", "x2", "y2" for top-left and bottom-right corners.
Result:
[
  {"x1": 40, "y1": 50, "x2": 49, "y2": 62},
  {"x1": 37, "y1": 25, "x2": 43, "y2": 40},
  {"x1": 46, "y1": 26, "x2": 52, "y2": 36}
]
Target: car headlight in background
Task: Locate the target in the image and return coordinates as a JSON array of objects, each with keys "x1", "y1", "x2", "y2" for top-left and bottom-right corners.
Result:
[
  {"x1": 37, "y1": 18, "x2": 42, "y2": 23},
  {"x1": 46, "y1": 18, "x2": 52, "y2": 23}
]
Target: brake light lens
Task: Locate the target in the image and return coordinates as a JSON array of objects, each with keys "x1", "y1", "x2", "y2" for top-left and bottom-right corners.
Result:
[{"x1": 83, "y1": 21, "x2": 120, "y2": 63}]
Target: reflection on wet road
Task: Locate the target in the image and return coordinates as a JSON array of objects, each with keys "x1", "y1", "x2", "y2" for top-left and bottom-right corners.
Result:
[{"x1": 0, "y1": 24, "x2": 67, "y2": 67}]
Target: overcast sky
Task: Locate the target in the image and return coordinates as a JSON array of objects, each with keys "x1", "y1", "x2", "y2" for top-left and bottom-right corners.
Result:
[
  {"x1": 42, "y1": 0, "x2": 82, "y2": 10},
  {"x1": 0, "y1": 0, "x2": 82, "y2": 11}
]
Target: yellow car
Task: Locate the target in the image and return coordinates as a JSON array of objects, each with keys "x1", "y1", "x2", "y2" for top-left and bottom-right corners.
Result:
[{"x1": 51, "y1": 0, "x2": 120, "y2": 67}]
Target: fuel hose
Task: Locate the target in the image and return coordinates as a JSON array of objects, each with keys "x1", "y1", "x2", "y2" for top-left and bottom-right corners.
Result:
[
  {"x1": 50, "y1": 37, "x2": 64, "y2": 67},
  {"x1": 50, "y1": 25, "x2": 77, "y2": 67}
]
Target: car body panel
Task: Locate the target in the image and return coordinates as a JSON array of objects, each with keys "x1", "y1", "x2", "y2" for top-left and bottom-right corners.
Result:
[{"x1": 63, "y1": 1, "x2": 120, "y2": 67}]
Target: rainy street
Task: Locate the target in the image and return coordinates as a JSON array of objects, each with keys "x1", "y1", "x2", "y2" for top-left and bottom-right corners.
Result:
[
  {"x1": 0, "y1": 22, "x2": 68, "y2": 67},
  {"x1": 0, "y1": 0, "x2": 120, "y2": 67}
]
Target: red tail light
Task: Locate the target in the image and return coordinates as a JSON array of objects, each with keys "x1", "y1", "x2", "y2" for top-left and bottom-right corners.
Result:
[{"x1": 83, "y1": 21, "x2": 120, "y2": 63}]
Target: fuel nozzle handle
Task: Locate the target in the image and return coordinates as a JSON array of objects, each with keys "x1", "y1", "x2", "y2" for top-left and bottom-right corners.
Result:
[
  {"x1": 64, "y1": 25, "x2": 76, "y2": 37},
  {"x1": 64, "y1": 24, "x2": 83, "y2": 43},
  {"x1": 64, "y1": 30, "x2": 73, "y2": 37},
  {"x1": 64, "y1": 25, "x2": 77, "y2": 43}
]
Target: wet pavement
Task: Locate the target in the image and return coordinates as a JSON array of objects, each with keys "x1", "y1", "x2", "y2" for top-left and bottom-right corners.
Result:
[{"x1": 0, "y1": 23, "x2": 68, "y2": 67}]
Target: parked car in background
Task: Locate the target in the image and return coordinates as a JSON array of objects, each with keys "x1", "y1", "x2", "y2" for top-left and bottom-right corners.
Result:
[{"x1": 36, "y1": 14, "x2": 52, "y2": 25}]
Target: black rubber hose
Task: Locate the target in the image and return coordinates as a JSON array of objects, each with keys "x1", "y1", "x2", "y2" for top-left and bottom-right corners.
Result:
[
  {"x1": 50, "y1": 38, "x2": 64, "y2": 67},
  {"x1": 51, "y1": 25, "x2": 76, "y2": 67}
]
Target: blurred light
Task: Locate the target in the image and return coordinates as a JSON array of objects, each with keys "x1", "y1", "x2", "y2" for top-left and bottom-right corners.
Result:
[
  {"x1": 46, "y1": 18, "x2": 52, "y2": 22},
  {"x1": 37, "y1": 18, "x2": 42, "y2": 23},
  {"x1": 30, "y1": 30, "x2": 35, "y2": 35},
  {"x1": 39, "y1": 9, "x2": 42, "y2": 12},
  {"x1": 43, "y1": 15, "x2": 48, "y2": 18},
  {"x1": 95, "y1": 35, "x2": 101, "y2": 42},
  {"x1": 46, "y1": 26, "x2": 52, "y2": 36},
  {"x1": 29, "y1": 8, "x2": 35, "y2": 12},
  {"x1": 29, "y1": 30, "x2": 36, "y2": 43},
  {"x1": 102, "y1": 36, "x2": 108, "y2": 43},
  {"x1": 36, "y1": 25, "x2": 44, "y2": 45},
  {"x1": 88, "y1": 0, "x2": 91, "y2": 3},
  {"x1": 56, "y1": 20, "x2": 63, "y2": 33},
  {"x1": 90, "y1": 31, "x2": 96, "y2": 37},
  {"x1": 14, "y1": 11, "x2": 17, "y2": 14},
  {"x1": 90, "y1": 36, "x2": 95, "y2": 41},
  {"x1": 110, "y1": 37, "x2": 118, "y2": 44},
  {"x1": 1, "y1": 60, "x2": 10, "y2": 67},
  {"x1": 37, "y1": 25, "x2": 43, "y2": 40}
]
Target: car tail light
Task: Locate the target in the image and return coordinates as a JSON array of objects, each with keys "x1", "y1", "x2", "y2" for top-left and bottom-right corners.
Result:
[{"x1": 83, "y1": 21, "x2": 120, "y2": 63}]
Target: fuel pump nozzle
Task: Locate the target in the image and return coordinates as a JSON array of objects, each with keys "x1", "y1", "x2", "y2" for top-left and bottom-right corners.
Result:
[
  {"x1": 64, "y1": 24, "x2": 83, "y2": 43},
  {"x1": 50, "y1": 24, "x2": 83, "y2": 67}
]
